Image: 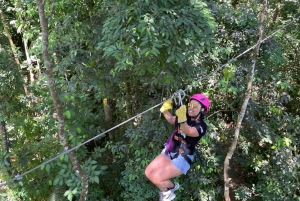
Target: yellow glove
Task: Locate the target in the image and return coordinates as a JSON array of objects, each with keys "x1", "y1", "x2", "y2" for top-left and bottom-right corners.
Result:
[
  {"x1": 160, "y1": 99, "x2": 173, "y2": 113},
  {"x1": 175, "y1": 105, "x2": 187, "y2": 123}
]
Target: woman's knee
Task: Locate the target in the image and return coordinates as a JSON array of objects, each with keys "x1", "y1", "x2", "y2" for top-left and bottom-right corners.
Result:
[
  {"x1": 145, "y1": 154, "x2": 169, "y2": 180},
  {"x1": 144, "y1": 166, "x2": 151, "y2": 179},
  {"x1": 145, "y1": 162, "x2": 156, "y2": 179},
  {"x1": 145, "y1": 166, "x2": 159, "y2": 183},
  {"x1": 145, "y1": 170, "x2": 162, "y2": 184}
]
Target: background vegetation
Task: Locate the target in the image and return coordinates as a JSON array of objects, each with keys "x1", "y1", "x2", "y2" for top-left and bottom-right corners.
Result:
[{"x1": 0, "y1": 0, "x2": 299, "y2": 200}]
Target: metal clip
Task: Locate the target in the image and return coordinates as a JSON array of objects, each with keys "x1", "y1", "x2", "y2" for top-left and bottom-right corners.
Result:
[{"x1": 173, "y1": 89, "x2": 186, "y2": 106}]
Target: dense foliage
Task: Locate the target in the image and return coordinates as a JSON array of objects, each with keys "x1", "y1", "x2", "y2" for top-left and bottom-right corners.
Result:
[{"x1": 0, "y1": 0, "x2": 299, "y2": 200}]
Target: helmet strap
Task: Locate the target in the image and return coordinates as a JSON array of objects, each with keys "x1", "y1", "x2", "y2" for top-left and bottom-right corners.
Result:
[{"x1": 191, "y1": 110, "x2": 205, "y2": 120}]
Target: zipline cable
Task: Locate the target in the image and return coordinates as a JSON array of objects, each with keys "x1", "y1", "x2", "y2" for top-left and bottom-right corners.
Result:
[
  {"x1": 0, "y1": 102, "x2": 162, "y2": 188},
  {"x1": 0, "y1": 17, "x2": 298, "y2": 189},
  {"x1": 184, "y1": 16, "x2": 299, "y2": 94}
]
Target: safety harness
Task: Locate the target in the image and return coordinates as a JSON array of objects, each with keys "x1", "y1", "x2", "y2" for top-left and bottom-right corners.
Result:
[{"x1": 170, "y1": 120, "x2": 205, "y2": 167}]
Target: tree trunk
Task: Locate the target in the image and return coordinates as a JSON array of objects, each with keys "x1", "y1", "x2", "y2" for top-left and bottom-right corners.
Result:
[
  {"x1": 23, "y1": 38, "x2": 35, "y2": 83},
  {"x1": 0, "y1": 120, "x2": 12, "y2": 172},
  {"x1": 268, "y1": 1, "x2": 281, "y2": 31},
  {"x1": 125, "y1": 82, "x2": 132, "y2": 118},
  {"x1": 0, "y1": 10, "x2": 20, "y2": 65},
  {"x1": 223, "y1": 1, "x2": 268, "y2": 200},
  {"x1": 272, "y1": 1, "x2": 281, "y2": 23},
  {"x1": 35, "y1": 1, "x2": 89, "y2": 200},
  {"x1": 103, "y1": 98, "x2": 113, "y2": 140},
  {"x1": 0, "y1": 9, "x2": 28, "y2": 95}
]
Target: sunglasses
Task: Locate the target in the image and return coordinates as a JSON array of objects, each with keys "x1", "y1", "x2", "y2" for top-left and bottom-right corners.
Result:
[{"x1": 188, "y1": 103, "x2": 197, "y2": 108}]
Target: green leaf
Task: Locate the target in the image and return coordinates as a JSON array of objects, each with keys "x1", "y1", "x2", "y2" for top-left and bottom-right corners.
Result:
[
  {"x1": 176, "y1": 56, "x2": 182, "y2": 67},
  {"x1": 53, "y1": 177, "x2": 60, "y2": 185},
  {"x1": 151, "y1": 47, "x2": 160, "y2": 56},
  {"x1": 64, "y1": 95, "x2": 69, "y2": 101},
  {"x1": 262, "y1": 135, "x2": 273, "y2": 144},
  {"x1": 146, "y1": 27, "x2": 151, "y2": 36},
  {"x1": 140, "y1": 47, "x2": 150, "y2": 55},
  {"x1": 66, "y1": 179, "x2": 73, "y2": 186},
  {"x1": 64, "y1": 155, "x2": 69, "y2": 162},
  {"x1": 59, "y1": 169, "x2": 65, "y2": 175},
  {"x1": 91, "y1": 160, "x2": 97, "y2": 165},
  {"x1": 64, "y1": 111, "x2": 71, "y2": 119},
  {"x1": 76, "y1": 127, "x2": 81, "y2": 133},
  {"x1": 283, "y1": 137, "x2": 292, "y2": 147},
  {"x1": 94, "y1": 176, "x2": 99, "y2": 184},
  {"x1": 64, "y1": 190, "x2": 71, "y2": 196},
  {"x1": 68, "y1": 193, "x2": 73, "y2": 201},
  {"x1": 70, "y1": 96, "x2": 75, "y2": 102},
  {"x1": 94, "y1": 171, "x2": 101, "y2": 176},
  {"x1": 72, "y1": 188, "x2": 78, "y2": 194},
  {"x1": 166, "y1": 55, "x2": 175, "y2": 63},
  {"x1": 46, "y1": 164, "x2": 50, "y2": 173}
]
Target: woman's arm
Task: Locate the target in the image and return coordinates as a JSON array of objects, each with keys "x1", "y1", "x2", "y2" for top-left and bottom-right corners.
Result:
[
  {"x1": 179, "y1": 122, "x2": 199, "y2": 137},
  {"x1": 162, "y1": 111, "x2": 176, "y2": 125},
  {"x1": 174, "y1": 105, "x2": 200, "y2": 137}
]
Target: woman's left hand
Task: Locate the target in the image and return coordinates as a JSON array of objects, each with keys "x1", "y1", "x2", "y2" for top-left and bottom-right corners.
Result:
[{"x1": 175, "y1": 105, "x2": 187, "y2": 123}]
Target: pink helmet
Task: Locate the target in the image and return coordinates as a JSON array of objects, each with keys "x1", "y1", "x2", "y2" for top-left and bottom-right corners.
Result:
[{"x1": 189, "y1": 94, "x2": 210, "y2": 113}]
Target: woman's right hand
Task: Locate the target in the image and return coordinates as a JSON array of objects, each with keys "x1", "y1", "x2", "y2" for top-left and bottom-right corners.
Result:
[{"x1": 160, "y1": 99, "x2": 173, "y2": 113}]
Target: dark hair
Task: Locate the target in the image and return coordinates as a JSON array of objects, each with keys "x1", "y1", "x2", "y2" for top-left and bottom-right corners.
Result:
[
  {"x1": 200, "y1": 111, "x2": 206, "y2": 120},
  {"x1": 199, "y1": 103, "x2": 206, "y2": 120}
]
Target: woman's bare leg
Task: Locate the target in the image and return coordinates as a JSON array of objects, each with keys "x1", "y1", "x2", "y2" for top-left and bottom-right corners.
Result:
[{"x1": 145, "y1": 154, "x2": 182, "y2": 191}]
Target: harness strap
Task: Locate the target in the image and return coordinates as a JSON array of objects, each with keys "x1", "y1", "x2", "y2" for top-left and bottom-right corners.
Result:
[
  {"x1": 170, "y1": 149, "x2": 204, "y2": 166},
  {"x1": 171, "y1": 135, "x2": 205, "y2": 167},
  {"x1": 165, "y1": 100, "x2": 182, "y2": 154},
  {"x1": 171, "y1": 149, "x2": 192, "y2": 165},
  {"x1": 194, "y1": 149, "x2": 205, "y2": 167},
  {"x1": 182, "y1": 153, "x2": 192, "y2": 165}
]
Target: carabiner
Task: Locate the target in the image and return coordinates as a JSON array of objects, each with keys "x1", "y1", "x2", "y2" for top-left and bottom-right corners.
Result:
[{"x1": 173, "y1": 89, "x2": 186, "y2": 106}]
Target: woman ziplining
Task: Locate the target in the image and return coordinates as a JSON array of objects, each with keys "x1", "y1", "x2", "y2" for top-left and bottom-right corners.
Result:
[{"x1": 145, "y1": 93, "x2": 210, "y2": 201}]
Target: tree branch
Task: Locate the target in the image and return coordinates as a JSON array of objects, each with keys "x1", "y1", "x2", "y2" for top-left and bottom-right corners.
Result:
[
  {"x1": 47, "y1": 0, "x2": 56, "y2": 20},
  {"x1": 35, "y1": 1, "x2": 89, "y2": 200},
  {"x1": 0, "y1": 9, "x2": 28, "y2": 95},
  {"x1": 223, "y1": 1, "x2": 268, "y2": 200}
]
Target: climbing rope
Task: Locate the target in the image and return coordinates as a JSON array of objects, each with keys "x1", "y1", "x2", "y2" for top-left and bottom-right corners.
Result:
[{"x1": 0, "y1": 17, "x2": 298, "y2": 188}]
